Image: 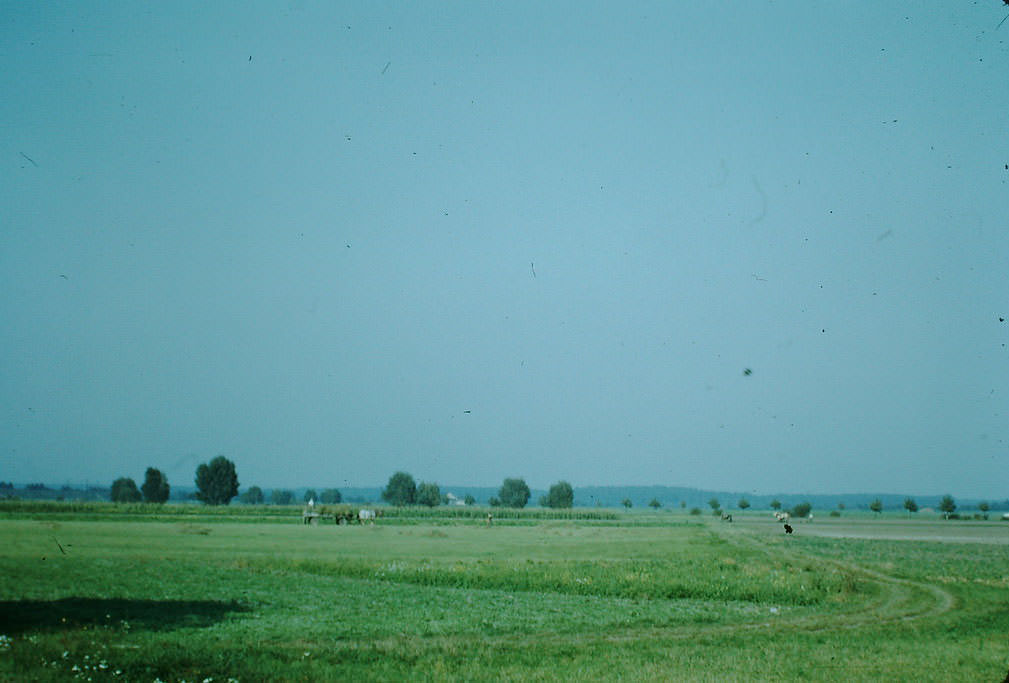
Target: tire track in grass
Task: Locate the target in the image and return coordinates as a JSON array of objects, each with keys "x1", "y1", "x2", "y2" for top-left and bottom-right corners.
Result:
[
  {"x1": 710, "y1": 522, "x2": 956, "y2": 631},
  {"x1": 288, "y1": 522, "x2": 958, "y2": 664},
  {"x1": 317, "y1": 524, "x2": 956, "y2": 662}
]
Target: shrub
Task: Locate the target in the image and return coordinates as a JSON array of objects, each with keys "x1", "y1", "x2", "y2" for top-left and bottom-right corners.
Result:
[
  {"x1": 240, "y1": 486, "x2": 265, "y2": 504},
  {"x1": 498, "y1": 478, "x2": 531, "y2": 508},
  {"x1": 417, "y1": 482, "x2": 441, "y2": 507},
  {"x1": 110, "y1": 477, "x2": 142, "y2": 503},
  {"x1": 382, "y1": 472, "x2": 417, "y2": 506},
  {"x1": 791, "y1": 501, "x2": 812, "y2": 518},
  {"x1": 270, "y1": 489, "x2": 294, "y2": 505},
  {"x1": 544, "y1": 481, "x2": 574, "y2": 509}
]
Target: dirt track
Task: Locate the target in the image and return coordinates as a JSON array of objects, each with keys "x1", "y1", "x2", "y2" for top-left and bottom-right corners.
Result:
[{"x1": 731, "y1": 516, "x2": 1009, "y2": 545}]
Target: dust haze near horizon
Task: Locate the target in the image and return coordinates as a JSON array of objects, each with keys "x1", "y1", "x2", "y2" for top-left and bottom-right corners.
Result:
[{"x1": 2, "y1": 2, "x2": 1007, "y2": 499}]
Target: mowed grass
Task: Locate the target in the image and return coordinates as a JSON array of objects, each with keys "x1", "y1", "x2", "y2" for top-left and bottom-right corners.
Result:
[{"x1": 0, "y1": 512, "x2": 1006, "y2": 681}]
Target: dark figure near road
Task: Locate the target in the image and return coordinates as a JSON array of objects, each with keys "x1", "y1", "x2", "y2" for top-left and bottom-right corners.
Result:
[{"x1": 784, "y1": 523, "x2": 793, "y2": 534}]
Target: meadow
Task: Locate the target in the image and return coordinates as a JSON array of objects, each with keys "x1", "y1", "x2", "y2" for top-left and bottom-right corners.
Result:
[{"x1": 0, "y1": 504, "x2": 1006, "y2": 681}]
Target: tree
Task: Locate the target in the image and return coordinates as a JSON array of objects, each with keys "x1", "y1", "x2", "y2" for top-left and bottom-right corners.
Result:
[
  {"x1": 648, "y1": 498, "x2": 662, "y2": 509},
  {"x1": 738, "y1": 498, "x2": 750, "y2": 510},
  {"x1": 770, "y1": 499, "x2": 782, "y2": 511},
  {"x1": 270, "y1": 489, "x2": 294, "y2": 505},
  {"x1": 417, "y1": 481, "x2": 441, "y2": 507},
  {"x1": 622, "y1": 498, "x2": 633, "y2": 509},
  {"x1": 792, "y1": 501, "x2": 812, "y2": 518},
  {"x1": 680, "y1": 500, "x2": 686, "y2": 509},
  {"x1": 382, "y1": 471, "x2": 417, "y2": 506},
  {"x1": 939, "y1": 494, "x2": 956, "y2": 519},
  {"x1": 464, "y1": 494, "x2": 475, "y2": 505},
  {"x1": 869, "y1": 499, "x2": 883, "y2": 516},
  {"x1": 320, "y1": 488, "x2": 342, "y2": 504},
  {"x1": 498, "y1": 478, "x2": 530, "y2": 508},
  {"x1": 837, "y1": 502, "x2": 845, "y2": 511},
  {"x1": 303, "y1": 489, "x2": 317, "y2": 503},
  {"x1": 708, "y1": 498, "x2": 720, "y2": 512},
  {"x1": 194, "y1": 456, "x2": 239, "y2": 506},
  {"x1": 240, "y1": 486, "x2": 264, "y2": 504},
  {"x1": 544, "y1": 481, "x2": 574, "y2": 509},
  {"x1": 979, "y1": 501, "x2": 990, "y2": 519},
  {"x1": 110, "y1": 477, "x2": 141, "y2": 503},
  {"x1": 488, "y1": 496, "x2": 501, "y2": 507},
  {"x1": 903, "y1": 497, "x2": 918, "y2": 515},
  {"x1": 141, "y1": 467, "x2": 170, "y2": 504}
]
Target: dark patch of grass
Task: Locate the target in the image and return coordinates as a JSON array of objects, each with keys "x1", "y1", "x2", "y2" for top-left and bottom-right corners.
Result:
[{"x1": 0, "y1": 597, "x2": 248, "y2": 634}]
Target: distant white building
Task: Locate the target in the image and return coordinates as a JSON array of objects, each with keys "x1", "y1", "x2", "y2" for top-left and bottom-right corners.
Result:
[{"x1": 445, "y1": 492, "x2": 466, "y2": 506}]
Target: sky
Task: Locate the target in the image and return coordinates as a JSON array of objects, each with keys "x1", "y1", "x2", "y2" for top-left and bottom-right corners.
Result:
[{"x1": 2, "y1": 2, "x2": 1007, "y2": 498}]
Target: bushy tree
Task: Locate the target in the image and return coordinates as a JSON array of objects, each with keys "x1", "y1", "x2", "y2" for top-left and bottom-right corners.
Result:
[
  {"x1": 869, "y1": 499, "x2": 883, "y2": 515},
  {"x1": 979, "y1": 501, "x2": 990, "y2": 519},
  {"x1": 498, "y1": 478, "x2": 530, "y2": 508},
  {"x1": 622, "y1": 498, "x2": 633, "y2": 509},
  {"x1": 708, "y1": 498, "x2": 720, "y2": 512},
  {"x1": 303, "y1": 489, "x2": 317, "y2": 503},
  {"x1": 464, "y1": 494, "x2": 475, "y2": 505},
  {"x1": 939, "y1": 494, "x2": 956, "y2": 519},
  {"x1": 648, "y1": 498, "x2": 662, "y2": 509},
  {"x1": 417, "y1": 481, "x2": 441, "y2": 507},
  {"x1": 194, "y1": 456, "x2": 239, "y2": 506},
  {"x1": 792, "y1": 501, "x2": 812, "y2": 518},
  {"x1": 903, "y1": 497, "x2": 918, "y2": 515},
  {"x1": 110, "y1": 477, "x2": 142, "y2": 503},
  {"x1": 240, "y1": 486, "x2": 264, "y2": 504},
  {"x1": 488, "y1": 496, "x2": 501, "y2": 507},
  {"x1": 737, "y1": 498, "x2": 750, "y2": 510},
  {"x1": 382, "y1": 471, "x2": 417, "y2": 506},
  {"x1": 544, "y1": 481, "x2": 574, "y2": 509},
  {"x1": 689, "y1": 507, "x2": 702, "y2": 515},
  {"x1": 320, "y1": 488, "x2": 342, "y2": 504},
  {"x1": 270, "y1": 489, "x2": 294, "y2": 505},
  {"x1": 770, "y1": 499, "x2": 782, "y2": 511},
  {"x1": 141, "y1": 467, "x2": 170, "y2": 504}
]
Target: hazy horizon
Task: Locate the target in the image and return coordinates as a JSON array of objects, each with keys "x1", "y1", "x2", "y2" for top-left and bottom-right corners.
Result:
[{"x1": 3, "y1": 3, "x2": 1007, "y2": 499}]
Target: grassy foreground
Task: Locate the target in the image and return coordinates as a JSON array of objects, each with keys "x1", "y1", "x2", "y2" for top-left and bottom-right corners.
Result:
[{"x1": 0, "y1": 510, "x2": 1006, "y2": 681}]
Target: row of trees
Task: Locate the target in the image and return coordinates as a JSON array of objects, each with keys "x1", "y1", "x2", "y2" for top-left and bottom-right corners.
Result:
[
  {"x1": 109, "y1": 458, "x2": 988, "y2": 516},
  {"x1": 110, "y1": 455, "x2": 350, "y2": 508},
  {"x1": 238, "y1": 487, "x2": 343, "y2": 505},
  {"x1": 110, "y1": 468, "x2": 170, "y2": 503},
  {"x1": 380, "y1": 473, "x2": 575, "y2": 509},
  {"x1": 111, "y1": 456, "x2": 239, "y2": 505}
]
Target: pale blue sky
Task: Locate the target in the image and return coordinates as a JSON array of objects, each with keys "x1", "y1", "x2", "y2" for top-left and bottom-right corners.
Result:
[{"x1": 2, "y1": 2, "x2": 1007, "y2": 497}]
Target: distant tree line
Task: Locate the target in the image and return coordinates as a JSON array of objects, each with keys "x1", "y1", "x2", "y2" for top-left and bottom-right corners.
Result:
[{"x1": 376, "y1": 472, "x2": 574, "y2": 510}]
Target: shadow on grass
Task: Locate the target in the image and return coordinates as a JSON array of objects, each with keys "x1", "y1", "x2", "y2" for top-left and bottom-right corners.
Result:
[{"x1": 0, "y1": 598, "x2": 249, "y2": 634}]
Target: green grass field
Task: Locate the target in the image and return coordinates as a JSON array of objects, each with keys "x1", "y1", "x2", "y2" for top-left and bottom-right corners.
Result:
[{"x1": 1, "y1": 505, "x2": 1006, "y2": 681}]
